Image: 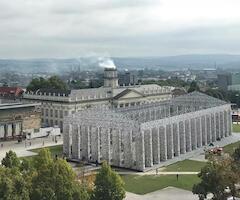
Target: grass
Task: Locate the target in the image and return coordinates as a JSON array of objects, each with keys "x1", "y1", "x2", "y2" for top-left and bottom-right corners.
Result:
[
  {"x1": 224, "y1": 141, "x2": 240, "y2": 155},
  {"x1": 122, "y1": 174, "x2": 200, "y2": 194},
  {"x1": 30, "y1": 145, "x2": 63, "y2": 158},
  {"x1": 162, "y1": 159, "x2": 206, "y2": 172},
  {"x1": 20, "y1": 145, "x2": 63, "y2": 160},
  {"x1": 233, "y1": 124, "x2": 240, "y2": 133}
]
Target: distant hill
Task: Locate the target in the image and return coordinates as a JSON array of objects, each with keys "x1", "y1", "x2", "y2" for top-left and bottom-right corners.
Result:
[{"x1": 0, "y1": 54, "x2": 240, "y2": 73}]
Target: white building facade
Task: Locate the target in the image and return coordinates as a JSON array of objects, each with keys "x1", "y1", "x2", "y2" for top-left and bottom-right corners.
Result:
[
  {"x1": 23, "y1": 68, "x2": 173, "y2": 130},
  {"x1": 63, "y1": 92, "x2": 232, "y2": 171}
]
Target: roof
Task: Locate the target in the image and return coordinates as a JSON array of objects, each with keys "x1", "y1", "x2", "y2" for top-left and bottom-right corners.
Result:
[
  {"x1": 24, "y1": 84, "x2": 174, "y2": 102},
  {"x1": 0, "y1": 103, "x2": 40, "y2": 110},
  {"x1": 65, "y1": 92, "x2": 229, "y2": 128},
  {"x1": 0, "y1": 87, "x2": 23, "y2": 96},
  {"x1": 34, "y1": 89, "x2": 71, "y2": 96}
]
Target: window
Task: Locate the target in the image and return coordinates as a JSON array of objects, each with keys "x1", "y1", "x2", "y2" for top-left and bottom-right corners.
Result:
[
  {"x1": 60, "y1": 110, "x2": 63, "y2": 118},
  {"x1": 50, "y1": 109, "x2": 53, "y2": 117},
  {"x1": 46, "y1": 109, "x2": 49, "y2": 116},
  {"x1": 55, "y1": 110, "x2": 58, "y2": 118},
  {"x1": 64, "y1": 111, "x2": 68, "y2": 116}
]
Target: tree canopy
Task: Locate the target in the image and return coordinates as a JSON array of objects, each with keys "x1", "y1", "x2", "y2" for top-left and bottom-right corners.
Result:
[
  {"x1": 27, "y1": 76, "x2": 68, "y2": 92},
  {"x1": 193, "y1": 146, "x2": 240, "y2": 200},
  {"x1": 91, "y1": 161, "x2": 125, "y2": 200},
  {"x1": 188, "y1": 81, "x2": 200, "y2": 93},
  {"x1": 0, "y1": 149, "x2": 89, "y2": 200}
]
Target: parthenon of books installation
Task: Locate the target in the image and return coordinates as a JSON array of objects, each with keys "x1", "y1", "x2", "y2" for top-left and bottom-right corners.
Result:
[{"x1": 63, "y1": 92, "x2": 232, "y2": 171}]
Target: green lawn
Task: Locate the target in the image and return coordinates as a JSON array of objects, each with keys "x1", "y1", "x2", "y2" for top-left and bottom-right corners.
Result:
[
  {"x1": 122, "y1": 174, "x2": 200, "y2": 194},
  {"x1": 224, "y1": 141, "x2": 240, "y2": 155},
  {"x1": 30, "y1": 145, "x2": 63, "y2": 158},
  {"x1": 233, "y1": 124, "x2": 240, "y2": 133},
  {"x1": 162, "y1": 159, "x2": 206, "y2": 172}
]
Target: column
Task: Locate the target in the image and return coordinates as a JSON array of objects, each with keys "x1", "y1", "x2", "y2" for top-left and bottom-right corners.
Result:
[
  {"x1": 190, "y1": 118, "x2": 197, "y2": 150},
  {"x1": 219, "y1": 111, "x2": 224, "y2": 138},
  {"x1": 166, "y1": 124, "x2": 174, "y2": 159},
  {"x1": 211, "y1": 113, "x2": 216, "y2": 142},
  {"x1": 215, "y1": 113, "x2": 220, "y2": 140},
  {"x1": 12, "y1": 123, "x2": 16, "y2": 138},
  {"x1": 0, "y1": 125, "x2": 4, "y2": 139},
  {"x1": 173, "y1": 122, "x2": 180, "y2": 157},
  {"x1": 81, "y1": 125, "x2": 90, "y2": 161},
  {"x1": 179, "y1": 121, "x2": 186, "y2": 154},
  {"x1": 159, "y1": 126, "x2": 167, "y2": 161},
  {"x1": 206, "y1": 115, "x2": 212, "y2": 144},
  {"x1": 136, "y1": 129, "x2": 145, "y2": 171},
  {"x1": 112, "y1": 129, "x2": 121, "y2": 167},
  {"x1": 63, "y1": 123, "x2": 72, "y2": 157},
  {"x1": 185, "y1": 119, "x2": 192, "y2": 152},
  {"x1": 101, "y1": 127, "x2": 111, "y2": 163},
  {"x1": 123, "y1": 129, "x2": 133, "y2": 168},
  {"x1": 72, "y1": 124, "x2": 81, "y2": 159},
  {"x1": 224, "y1": 110, "x2": 228, "y2": 137},
  {"x1": 90, "y1": 126, "x2": 100, "y2": 162},
  {"x1": 196, "y1": 117, "x2": 202, "y2": 148},
  {"x1": 144, "y1": 129, "x2": 153, "y2": 167},
  {"x1": 228, "y1": 109, "x2": 232, "y2": 136},
  {"x1": 222, "y1": 111, "x2": 226, "y2": 137},
  {"x1": 15, "y1": 123, "x2": 20, "y2": 136},
  {"x1": 152, "y1": 127, "x2": 160, "y2": 164},
  {"x1": 201, "y1": 116, "x2": 207, "y2": 146}
]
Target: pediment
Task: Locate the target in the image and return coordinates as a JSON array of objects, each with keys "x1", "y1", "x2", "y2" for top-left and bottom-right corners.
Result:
[{"x1": 113, "y1": 89, "x2": 144, "y2": 100}]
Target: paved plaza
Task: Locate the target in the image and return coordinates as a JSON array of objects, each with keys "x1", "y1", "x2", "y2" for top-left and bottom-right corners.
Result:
[
  {"x1": 125, "y1": 187, "x2": 198, "y2": 200},
  {"x1": 0, "y1": 135, "x2": 63, "y2": 161}
]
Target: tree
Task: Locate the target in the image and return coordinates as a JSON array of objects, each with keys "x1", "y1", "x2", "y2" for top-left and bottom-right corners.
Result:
[
  {"x1": 0, "y1": 167, "x2": 30, "y2": 200},
  {"x1": 0, "y1": 149, "x2": 90, "y2": 200},
  {"x1": 193, "y1": 156, "x2": 240, "y2": 200},
  {"x1": 232, "y1": 145, "x2": 240, "y2": 163},
  {"x1": 1, "y1": 150, "x2": 20, "y2": 169},
  {"x1": 188, "y1": 81, "x2": 200, "y2": 93},
  {"x1": 92, "y1": 161, "x2": 125, "y2": 200},
  {"x1": 31, "y1": 148, "x2": 89, "y2": 200},
  {"x1": 193, "y1": 161, "x2": 228, "y2": 200},
  {"x1": 27, "y1": 76, "x2": 68, "y2": 92}
]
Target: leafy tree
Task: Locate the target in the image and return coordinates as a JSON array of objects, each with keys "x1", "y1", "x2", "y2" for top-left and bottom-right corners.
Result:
[
  {"x1": 1, "y1": 150, "x2": 20, "y2": 169},
  {"x1": 27, "y1": 76, "x2": 68, "y2": 92},
  {"x1": 31, "y1": 148, "x2": 89, "y2": 200},
  {"x1": 193, "y1": 156, "x2": 240, "y2": 200},
  {"x1": 232, "y1": 145, "x2": 240, "y2": 163},
  {"x1": 91, "y1": 161, "x2": 125, "y2": 200},
  {"x1": 188, "y1": 81, "x2": 200, "y2": 93},
  {"x1": 0, "y1": 167, "x2": 30, "y2": 200},
  {"x1": 0, "y1": 149, "x2": 89, "y2": 200},
  {"x1": 193, "y1": 161, "x2": 228, "y2": 200}
]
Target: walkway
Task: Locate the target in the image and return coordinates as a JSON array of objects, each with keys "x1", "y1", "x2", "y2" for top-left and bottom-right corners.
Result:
[
  {"x1": 125, "y1": 187, "x2": 198, "y2": 200},
  {"x1": 0, "y1": 135, "x2": 63, "y2": 161}
]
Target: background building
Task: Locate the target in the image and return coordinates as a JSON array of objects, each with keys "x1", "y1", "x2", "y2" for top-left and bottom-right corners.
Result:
[
  {"x1": 217, "y1": 73, "x2": 232, "y2": 90},
  {"x1": 119, "y1": 70, "x2": 138, "y2": 86},
  {"x1": 63, "y1": 92, "x2": 232, "y2": 171},
  {"x1": 0, "y1": 103, "x2": 41, "y2": 141},
  {"x1": 23, "y1": 67, "x2": 174, "y2": 130}
]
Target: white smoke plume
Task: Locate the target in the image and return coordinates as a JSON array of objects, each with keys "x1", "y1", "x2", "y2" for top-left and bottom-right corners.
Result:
[{"x1": 98, "y1": 57, "x2": 116, "y2": 69}]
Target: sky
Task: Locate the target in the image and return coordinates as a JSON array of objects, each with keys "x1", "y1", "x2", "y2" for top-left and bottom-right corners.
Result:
[{"x1": 1, "y1": 0, "x2": 240, "y2": 58}]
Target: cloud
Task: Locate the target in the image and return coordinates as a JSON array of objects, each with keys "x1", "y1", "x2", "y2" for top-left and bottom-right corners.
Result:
[{"x1": 0, "y1": 0, "x2": 240, "y2": 58}]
